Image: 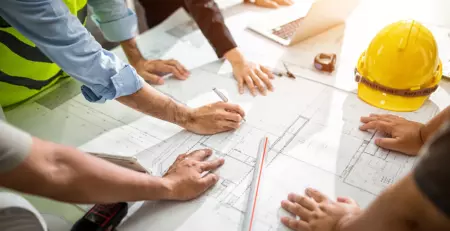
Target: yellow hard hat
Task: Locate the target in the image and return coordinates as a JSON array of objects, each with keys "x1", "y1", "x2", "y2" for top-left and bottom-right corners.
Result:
[{"x1": 355, "y1": 20, "x2": 442, "y2": 112}]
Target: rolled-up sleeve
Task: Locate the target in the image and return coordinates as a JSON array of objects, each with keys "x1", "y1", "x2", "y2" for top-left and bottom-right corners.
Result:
[
  {"x1": 88, "y1": 0, "x2": 138, "y2": 42},
  {"x1": 0, "y1": 0, "x2": 143, "y2": 103}
]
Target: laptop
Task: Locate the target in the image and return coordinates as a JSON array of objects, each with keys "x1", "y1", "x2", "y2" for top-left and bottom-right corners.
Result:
[{"x1": 248, "y1": 0, "x2": 360, "y2": 46}]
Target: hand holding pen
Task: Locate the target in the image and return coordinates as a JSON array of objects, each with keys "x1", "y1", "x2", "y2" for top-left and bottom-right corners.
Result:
[{"x1": 213, "y1": 88, "x2": 246, "y2": 122}]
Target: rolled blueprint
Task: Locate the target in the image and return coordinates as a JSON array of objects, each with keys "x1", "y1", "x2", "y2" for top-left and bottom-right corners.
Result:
[{"x1": 242, "y1": 136, "x2": 269, "y2": 231}]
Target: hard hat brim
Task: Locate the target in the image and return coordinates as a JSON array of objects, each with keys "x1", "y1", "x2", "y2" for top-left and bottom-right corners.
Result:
[
  {"x1": 355, "y1": 53, "x2": 442, "y2": 112},
  {"x1": 356, "y1": 84, "x2": 429, "y2": 112}
]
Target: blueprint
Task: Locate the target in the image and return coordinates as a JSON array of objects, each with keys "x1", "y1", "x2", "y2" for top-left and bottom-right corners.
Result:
[
  {"x1": 115, "y1": 61, "x2": 439, "y2": 231},
  {"x1": 3, "y1": 2, "x2": 448, "y2": 230},
  {"x1": 5, "y1": 44, "x2": 439, "y2": 231}
]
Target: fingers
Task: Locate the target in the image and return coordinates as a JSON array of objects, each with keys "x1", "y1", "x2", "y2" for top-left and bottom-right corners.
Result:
[
  {"x1": 212, "y1": 106, "x2": 243, "y2": 126},
  {"x1": 305, "y1": 188, "x2": 328, "y2": 203},
  {"x1": 237, "y1": 76, "x2": 245, "y2": 94},
  {"x1": 221, "y1": 111, "x2": 243, "y2": 123},
  {"x1": 145, "y1": 59, "x2": 189, "y2": 80},
  {"x1": 261, "y1": 65, "x2": 275, "y2": 79},
  {"x1": 220, "y1": 120, "x2": 241, "y2": 130},
  {"x1": 199, "y1": 173, "x2": 220, "y2": 188},
  {"x1": 176, "y1": 154, "x2": 187, "y2": 161},
  {"x1": 281, "y1": 199, "x2": 311, "y2": 220},
  {"x1": 243, "y1": 75, "x2": 257, "y2": 96},
  {"x1": 250, "y1": 71, "x2": 267, "y2": 95},
  {"x1": 141, "y1": 72, "x2": 164, "y2": 85},
  {"x1": 360, "y1": 114, "x2": 399, "y2": 124},
  {"x1": 360, "y1": 115, "x2": 378, "y2": 124},
  {"x1": 280, "y1": 217, "x2": 309, "y2": 231},
  {"x1": 255, "y1": 67, "x2": 274, "y2": 92},
  {"x1": 359, "y1": 121, "x2": 392, "y2": 134},
  {"x1": 288, "y1": 193, "x2": 316, "y2": 211},
  {"x1": 167, "y1": 59, "x2": 190, "y2": 76},
  {"x1": 220, "y1": 103, "x2": 246, "y2": 118},
  {"x1": 199, "y1": 158, "x2": 225, "y2": 172},
  {"x1": 375, "y1": 138, "x2": 399, "y2": 151},
  {"x1": 255, "y1": 0, "x2": 279, "y2": 8},
  {"x1": 370, "y1": 113, "x2": 401, "y2": 120},
  {"x1": 188, "y1": 149, "x2": 213, "y2": 161},
  {"x1": 274, "y1": 0, "x2": 294, "y2": 5},
  {"x1": 152, "y1": 60, "x2": 189, "y2": 80},
  {"x1": 162, "y1": 64, "x2": 187, "y2": 80},
  {"x1": 337, "y1": 196, "x2": 358, "y2": 206}
]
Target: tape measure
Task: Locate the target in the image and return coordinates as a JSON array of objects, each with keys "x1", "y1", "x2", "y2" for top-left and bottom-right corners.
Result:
[
  {"x1": 71, "y1": 203, "x2": 128, "y2": 231},
  {"x1": 314, "y1": 53, "x2": 337, "y2": 73}
]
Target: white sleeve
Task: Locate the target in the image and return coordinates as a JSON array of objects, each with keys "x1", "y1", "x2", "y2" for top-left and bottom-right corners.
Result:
[{"x1": 0, "y1": 121, "x2": 32, "y2": 173}]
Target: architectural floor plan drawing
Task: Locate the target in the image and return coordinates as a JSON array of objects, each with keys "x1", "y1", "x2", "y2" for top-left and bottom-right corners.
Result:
[
  {"x1": 116, "y1": 59, "x2": 439, "y2": 230},
  {"x1": 3, "y1": 2, "x2": 450, "y2": 230}
]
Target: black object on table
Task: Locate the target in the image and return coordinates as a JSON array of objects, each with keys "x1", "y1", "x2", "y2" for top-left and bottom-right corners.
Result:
[{"x1": 71, "y1": 202, "x2": 128, "y2": 231}]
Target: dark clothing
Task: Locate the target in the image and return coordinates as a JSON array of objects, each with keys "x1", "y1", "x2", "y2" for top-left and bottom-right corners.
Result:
[
  {"x1": 139, "y1": 0, "x2": 237, "y2": 58},
  {"x1": 414, "y1": 122, "x2": 450, "y2": 218}
]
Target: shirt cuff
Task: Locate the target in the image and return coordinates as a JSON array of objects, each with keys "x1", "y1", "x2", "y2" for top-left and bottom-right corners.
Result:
[
  {"x1": 91, "y1": 8, "x2": 138, "y2": 42},
  {"x1": 81, "y1": 64, "x2": 143, "y2": 103}
]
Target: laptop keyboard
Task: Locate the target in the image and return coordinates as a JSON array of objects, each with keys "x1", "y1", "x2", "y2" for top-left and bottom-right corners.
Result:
[{"x1": 271, "y1": 18, "x2": 303, "y2": 40}]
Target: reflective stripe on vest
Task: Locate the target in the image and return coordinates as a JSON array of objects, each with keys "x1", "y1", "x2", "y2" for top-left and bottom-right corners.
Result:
[{"x1": 0, "y1": 0, "x2": 87, "y2": 107}]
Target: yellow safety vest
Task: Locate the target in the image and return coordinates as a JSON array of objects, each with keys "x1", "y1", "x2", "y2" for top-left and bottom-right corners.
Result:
[{"x1": 0, "y1": 0, "x2": 88, "y2": 109}]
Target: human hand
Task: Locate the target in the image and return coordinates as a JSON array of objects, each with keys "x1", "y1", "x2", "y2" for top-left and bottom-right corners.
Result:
[
  {"x1": 253, "y1": 0, "x2": 294, "y2": 8},
  {"x1": 231, "y1": 60, "x2": 275, "y2": 96},
  {"x1": 280, "y1": 188, "x2": 361, "y2": 231},
  {"x1": 132, "y1": 59, "x2": 190, "y2": 85},
  {"x1": 359, "y1": 114, "x2": 425, "y2": 155},
  {"x1": 163, "y1": 149, "x2": 224, "y2": 201},
  {"x1": 224, "y1": 48, "x2": 274, "y2": 96},
  {"x1": 184, "y1": 102, "x2": 245, "y2": 135}
]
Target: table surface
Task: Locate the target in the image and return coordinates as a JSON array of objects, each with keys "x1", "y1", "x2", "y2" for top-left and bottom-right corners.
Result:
[{"x1": 4, "y1": 0, "x2": 450, "y2": 230}]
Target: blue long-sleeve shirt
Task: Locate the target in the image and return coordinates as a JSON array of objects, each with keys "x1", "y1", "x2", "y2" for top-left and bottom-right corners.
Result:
[{"x1": 0, "y1": 0, "x2": 143, "y2": 103}]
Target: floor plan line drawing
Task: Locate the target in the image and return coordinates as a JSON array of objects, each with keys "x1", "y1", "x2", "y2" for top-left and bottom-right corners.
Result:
[
  {"x1": 118, "y1": 58, "x2": 438, "y2": 230},
  {"x1": 4, "y1": 4, "x2": 450, "y2": 230},
  {"x1": 4, "y1": 55, "x2": 439, "y2": 231},
  {"x1": 5, "y1": 54, "x2": 438, "y2": 231}
]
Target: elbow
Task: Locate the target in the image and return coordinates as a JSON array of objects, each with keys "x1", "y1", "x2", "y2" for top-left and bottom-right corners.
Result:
[{"x1": 38, "y1": 146, "x2": 88, "y2": 203}]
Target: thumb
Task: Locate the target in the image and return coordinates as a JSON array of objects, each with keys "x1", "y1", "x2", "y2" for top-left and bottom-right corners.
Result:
[
  {"x1": 142, "y1": 72, "x2": 164, "y2": 85},
  {"x1": 375, "y1": 138, "x2": 398, "y2": 151}
]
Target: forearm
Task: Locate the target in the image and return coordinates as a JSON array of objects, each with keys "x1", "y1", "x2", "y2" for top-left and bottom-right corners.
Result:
[
  {"x1": 121, "y1": 37, "x2": 144, "y2": 65},
  {"x1": 116, "y1": 83, "x2": 192, "y2": 127},
  {"x1": 339, "y1": 174, "x2": 449, "y2": 231},
  {"x1": 224, "y1": 47, "x2": 246, "y2": 65},
  {"x1": 421, "y1": 106, "x2": 450, "y2": 142},
  {"x1": 338, "y1": 175, "x2": 419, "y2": 231},
  {"x1": 0, "y1": 138, "x2": 170, "y2": 204},
  {"x1": 0, "y1": 0, "x2": 143, "y2": 103}
]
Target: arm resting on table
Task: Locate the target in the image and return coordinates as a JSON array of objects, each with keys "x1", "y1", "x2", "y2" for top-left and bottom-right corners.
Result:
[{"x1": 0, "y1": 136, "x2": 170, "y2": 204}]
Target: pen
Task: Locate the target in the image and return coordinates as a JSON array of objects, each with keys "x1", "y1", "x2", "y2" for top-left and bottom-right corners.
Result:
[
  {"x1": 272, "y1": 63, "x2": 295, "y2": 79},
  {"x1": 213, "y1": 88, "x2": 229, "y2": 102},
  {"x1": 212, "y1": 88, "x2": 246, "y2": 122},
  {"x1": 283, "y1": 62, "x2": 296, "y2": 79},
  {"x1": 242, "y1": 137, "x2": 269, "y2": 231}
]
